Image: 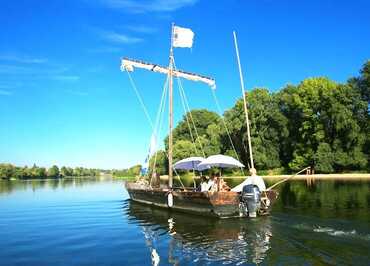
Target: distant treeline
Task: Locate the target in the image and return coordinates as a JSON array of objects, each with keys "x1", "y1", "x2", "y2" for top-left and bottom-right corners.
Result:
[
  {"x1": 112, "y1": 165, "x2": 141, "y2": 178},
  {"x1": 0, "y1": 163, "x2": 101, "y2": 180},
  {"x1": 149, "y1": 61, "x2": 370, "y2": 175}
]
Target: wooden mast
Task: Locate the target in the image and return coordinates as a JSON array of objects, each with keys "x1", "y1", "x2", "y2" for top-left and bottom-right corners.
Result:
[
  {"x1": 233, "y1": 31, "x2": 255, "y2": 171},
  {"x1": 168, "y1": 23, "x2": 174, "y2": 188}
]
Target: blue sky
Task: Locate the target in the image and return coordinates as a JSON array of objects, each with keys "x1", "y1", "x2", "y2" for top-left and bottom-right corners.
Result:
[{"x1": 0, "y1": 0, "x2": 369, "y2": 169}]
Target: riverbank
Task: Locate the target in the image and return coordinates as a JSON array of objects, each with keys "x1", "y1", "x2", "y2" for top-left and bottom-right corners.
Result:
[
  {"x1": 159, "y1": 173, "x2": 370, "y2": 181},
  {"x1": 112, "y1": 175, "x2": 136, "y2": 180}
]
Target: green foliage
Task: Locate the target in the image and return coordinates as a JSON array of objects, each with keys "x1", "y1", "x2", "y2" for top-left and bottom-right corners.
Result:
[
  {"x1": 47, "y1": 165, "x2": 60, "y2": 177},
  {"x1": 148, "y1": 61, "x2": 369, "y2": 174},
  {"x1": 165, "y1": 109, "x2": 222, "y2": 158},
  {"x1": 224, "y1": 88, "x2": 288, "y2": 169},
  {"x1": 149, "y1": 150, "x2": 167, "y2": 175},
  {"x1": 314, "y1": 143, "x2": 334, "y2": 173},
  {"x1": 0, "y1": 163, "x2": 100, "y2": 179},
  {"x1": 170, "y1": 109, "x2": 221, "y2": 145},
  {"x1": 60, "y1": 166, "x2": 73, "y2": 177},
  {"x1": 173, "y1": 140, "x2": 197, "y2": 163},
  {"x1": 278, "y1": 76, "x2": 368, "y2": 172},
  {"x1": 0, "y1": 164, "x2": 15, "y2": 179},
  {"x1": 112, "y1": 164, "x2": 142, "y2": 178},
  {"x1": 71, "y1": 167, "x2": 100, "y2": 177}
]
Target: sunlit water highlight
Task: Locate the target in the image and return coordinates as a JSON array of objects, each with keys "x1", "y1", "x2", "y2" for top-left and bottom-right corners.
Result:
[{"x1": 0, "y1": 178, "x2": 369, "y2": 265}]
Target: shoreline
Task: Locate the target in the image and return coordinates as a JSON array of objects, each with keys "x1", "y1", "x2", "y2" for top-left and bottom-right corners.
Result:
[{"x1": 160, "y1": 173, "x2": 370, "y2": 181}]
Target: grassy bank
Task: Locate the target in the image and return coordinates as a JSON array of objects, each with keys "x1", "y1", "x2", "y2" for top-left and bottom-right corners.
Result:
[
  {"x1": 159, "y1": 173, "x2": 370, "y2": 181},
  {"x1": 112, "y1": 175, "x2": 136, "y2": 181}
]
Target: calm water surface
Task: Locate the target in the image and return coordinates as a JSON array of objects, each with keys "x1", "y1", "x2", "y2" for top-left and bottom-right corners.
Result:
[{"x1": 0, "y1": 178, "x2": 369, "y2": 265}]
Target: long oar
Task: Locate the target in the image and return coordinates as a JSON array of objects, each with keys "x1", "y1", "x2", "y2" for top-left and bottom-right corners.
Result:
[{"x1": 266, "y1": 167, "x2": 311, "y2": 191}]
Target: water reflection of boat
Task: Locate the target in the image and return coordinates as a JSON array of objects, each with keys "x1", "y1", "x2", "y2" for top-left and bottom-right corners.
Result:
[{"x1": 126, "y1": 200, "x2": 272, "y2": 265}]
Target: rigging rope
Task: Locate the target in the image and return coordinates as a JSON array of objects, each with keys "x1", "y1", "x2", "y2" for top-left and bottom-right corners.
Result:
[
  {"x1": 211, "y1": 89, "x2": 245, "y2": 174},
  {"x1": 126, "y1": 70, "x2": 154, "y2": 128},
  {"x1": 177, "y1": 83, "x2": 199, "y2": 156},
  {"x1": 125, "y1": 69, "x2": 184, "y2": 187},
  {"x1": 151, "y1": 75, "x2": 169, "y2": 175},
  {"x1": 173, "y1": 58, "x2": 206, "y2": 157},
  {"x1": 173, "y1": 57, "x2": 244, "y2": 175}
]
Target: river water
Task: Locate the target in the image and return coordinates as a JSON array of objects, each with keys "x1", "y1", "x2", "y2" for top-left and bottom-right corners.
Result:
[{"x1": 0, "y1": 178, "x2": 369, "y2": 265}]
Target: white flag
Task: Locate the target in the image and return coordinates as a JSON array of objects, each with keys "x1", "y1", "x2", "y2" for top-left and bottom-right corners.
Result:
[{"x1": 172, "y1": 26, "x2": 194, "y2": 48}]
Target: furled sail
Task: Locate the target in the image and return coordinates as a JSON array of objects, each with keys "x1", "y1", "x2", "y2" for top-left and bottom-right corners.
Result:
[{"x1": 121, "y1": 58, "x2": 216, "y2": 89}]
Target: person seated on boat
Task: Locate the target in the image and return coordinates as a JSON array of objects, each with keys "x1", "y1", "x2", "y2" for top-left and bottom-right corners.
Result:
[
  {"x1": 208, "y1": 173, "x2": 230, "y2": 192},
  {"x1": 230, "y1": 167, "x2": 266, "y2": 192},
  {"x1": 200, "y1": 175, "x2": 209, "y2": 192},
  {"x1": 219, "y1": 178, "x2": 231, "y2": 191},
  {"x1": 209, "y1": 174, "x2": 219, "y2": 192},
  {"x1": 249, "y1": 168, "x2": 266, "y2": 191},
  {"x1": 136, "y1": 176, "x2": 149, "y2": 186}
]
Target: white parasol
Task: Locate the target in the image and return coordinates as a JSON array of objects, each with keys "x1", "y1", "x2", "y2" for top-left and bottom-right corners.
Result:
[
  {"x1": 173, "y1": 157, "x2": 209, "y2": 171},
  {"x1": 197, "y1": 154, "x2": 245, "y2": 169}
]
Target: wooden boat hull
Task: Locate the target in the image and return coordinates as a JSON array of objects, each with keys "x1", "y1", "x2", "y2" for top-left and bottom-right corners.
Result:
[{"x1": 125, "y1": 182, "x2": 278, "y2": 218}]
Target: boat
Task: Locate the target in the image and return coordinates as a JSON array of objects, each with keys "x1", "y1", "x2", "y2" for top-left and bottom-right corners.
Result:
[{"x1": 121, "y1": 24, "x2": 279, "y2": 218}]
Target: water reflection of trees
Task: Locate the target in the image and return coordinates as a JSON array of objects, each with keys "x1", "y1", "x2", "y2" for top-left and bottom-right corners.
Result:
[
  {"x1": 0, "y1": 177, "x2": 102, "y2": 195},
  {"x1": 274, "y1": 180, "x2": 370, "y2": 221}
]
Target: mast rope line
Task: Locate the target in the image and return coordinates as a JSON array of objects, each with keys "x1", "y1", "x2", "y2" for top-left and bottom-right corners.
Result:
[
  {"x1": 173, "y1": 58, "x2": 206, "y2": 157},
  {"x1": 175, "y1": 73, "x2": 204, "y2": 157},
  {"x1": 173, "y1": 56, "x2": 244, "y2": 175},
  {"x1": 172, "y1": 58, "x2": 199, "y2": 155},
  {"x1": 125, "y1": 70, "x2": 154, "y2": 129},
  {"x1": 177, "y1": 77, "x2": 206, "y2": 157},
  {"x1": 177, "y1": 83, "x2": 199, "y2": 155},
  {"x1": 211, "y1": 89, "x2": 245, "y2": 175},
  {"x1": 149, "y1": 80, "x2": 184, "y2": 188},
  {"x1": 151, "y1": 76, "x2": 169, "y2": 177},
  {"x1": 125, "y1": 69, "x2": 184, "y2": 187}
]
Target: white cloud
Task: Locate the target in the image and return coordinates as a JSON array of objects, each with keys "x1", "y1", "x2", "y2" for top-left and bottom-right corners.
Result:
[
  {"x1": 88, "y1": 46, "x2": 123, "y2": 53},
  {"x1": 97, "y1": 0, "x2": 198, "y2": 13},
  {"x1": 0, "y1": 63, "x2": 69, "y2": 76},
  {"x1": 125, "y1": 25, "x2": 157, "y2": 34},
  {"x1": 0, "y1": 54, "x2": 48, "y2": 64},
  {"x1": 99, "y1": 30, "x2": 143, "y2": 44},
  {"x1": 53, "y1": 75, "x2": 80, "y2": 81}
]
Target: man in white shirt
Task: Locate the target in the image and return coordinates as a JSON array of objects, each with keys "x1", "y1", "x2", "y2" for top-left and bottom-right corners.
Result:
[{"x1": 231, "y1": 168, "x2": 266, "y2": 192}]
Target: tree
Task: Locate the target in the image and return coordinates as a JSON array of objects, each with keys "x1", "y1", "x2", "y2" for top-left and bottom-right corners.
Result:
[
  {"x1": 224, "y1": 88, "x2": 288, "y2": 169},
  {"x1": 348, "y1": 61, "x2": 370, "y2": 170},
  {"x1": 0, "y1": 164, "x2": 15, "y2": 179},
  {"x1": 278, "y1": 77, "x2": 367, "y2": 171},
  {"x1": 127, "y1": 165, "x2": 141, "y2": 176},
  {"x1": 73, "y1": 167, "x2": 83, "y2": 176},
  {"x1": 47, "y1": 165, "x2": 60, "y2": 177},
  {"x1": 61, "y1": 166, "x2": 75, "y2": 177},
  {"x1": 28, "y1": 164, "x2": 47, "y2": 178},
  {"x1": 314, "y1": 143, "x2": 334, "y2": 173},
  {"x1": 173, "y1": 140, "x2": 197, "y2": 163},
  {"x1": 167, "y1": 109, "x2": 222, "y2": 154},
  {"x1": 149, "y1": 150, "x2": 168, "y2": 175}
]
